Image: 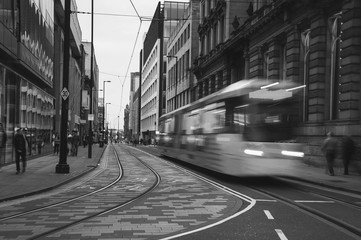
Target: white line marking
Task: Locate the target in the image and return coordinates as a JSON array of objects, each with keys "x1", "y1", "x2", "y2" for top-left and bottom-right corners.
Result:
[
  {"x1": 294, "y1": 200, "x2": 334, "y2": 203},
  {"x1": 275, "y1": 229, "x2": 288, "y2": 240},
  {"x1": 264, "y1": 210, "x2": 274, "y2": 220},
  {"x1": 136, "y1": 148, "x2": 257, "y2": 240},
  {"x1": 256, "y1": 199, "x2": 277, "y2": 202}
]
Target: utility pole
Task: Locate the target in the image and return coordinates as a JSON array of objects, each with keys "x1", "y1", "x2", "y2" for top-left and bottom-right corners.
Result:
[
  {"x1": 103, "y1": 81, "x2": 111, "y2": 132},
  {"x1": 56, "y1": 0, "x2": 71, "y2": 173},
  {"x1": 88, "y1": 0, "x2": 94, "y2": 158}
]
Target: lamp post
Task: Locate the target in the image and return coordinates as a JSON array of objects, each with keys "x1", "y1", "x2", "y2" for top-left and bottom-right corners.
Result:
[
  {"x1": 166, "y1": 55, "x2": 178, "y2": 110},
  {"x1": 105, "y1": 102, "x2": 111, "y2": 142},
  {"x1": 87, "y1": 0, "x2": 94, "y2": 159},
  {"x1": 103, "y1": 81, "x2": 111, "y2": 132},
  {"x1": 56, "y1": 0, "x2": 71, "y2": 173}
]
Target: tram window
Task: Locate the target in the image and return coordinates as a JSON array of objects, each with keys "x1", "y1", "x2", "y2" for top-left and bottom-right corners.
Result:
[
  {"x1": 165, "y1": 117, "x2": 175, "y2": 134},
  {"x1": 183, "y1": 112, "x2": 201, "y2": 134},
  {"x1": 203, "y1": 108, "x2": 226, "y2": 134},
  {"x1": 233, "y1": 104, "x2": 249, "y2": 133}
]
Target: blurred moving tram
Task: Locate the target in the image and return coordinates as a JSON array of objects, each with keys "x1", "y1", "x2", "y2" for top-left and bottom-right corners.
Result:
[{"x1": 158, "y1": 79, "x2": 306, "y2": 176}]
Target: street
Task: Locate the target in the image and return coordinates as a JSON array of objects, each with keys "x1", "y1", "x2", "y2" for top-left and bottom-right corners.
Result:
[{"x1": 0, "y1": 144, "x2": 360, "y2": 239}]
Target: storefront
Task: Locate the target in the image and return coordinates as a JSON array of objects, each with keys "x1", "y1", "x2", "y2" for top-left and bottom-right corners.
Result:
[{"x1": 0, "y1": 64, "x2": 54, "y2": 166}]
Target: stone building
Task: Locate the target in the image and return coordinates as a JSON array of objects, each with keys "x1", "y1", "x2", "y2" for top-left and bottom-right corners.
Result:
[
  {"x1": 166, "y1": 0, "x2": 200, "y2": 113},
  {"x1": 193, "y1": 0, "x2": 361, "y2": 165}
]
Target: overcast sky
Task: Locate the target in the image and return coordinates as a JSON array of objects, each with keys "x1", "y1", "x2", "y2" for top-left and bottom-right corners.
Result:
[{"x1": 75, "y1": 0, "x2": 188, "y2": 130}]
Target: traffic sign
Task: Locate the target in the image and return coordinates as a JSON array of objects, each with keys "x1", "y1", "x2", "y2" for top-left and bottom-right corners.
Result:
[{"x1": 60, "y1": 88, "x2": 70, "y2": 100}]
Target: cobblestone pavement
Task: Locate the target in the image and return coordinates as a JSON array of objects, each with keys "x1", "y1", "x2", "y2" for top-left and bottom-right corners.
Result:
[{"x1": 0, "y1": 144, "x2": 246, "y2": 240}]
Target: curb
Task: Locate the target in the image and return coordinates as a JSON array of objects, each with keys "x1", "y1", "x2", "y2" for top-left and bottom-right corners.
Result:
[{"x1": 0, "y1": 146, "x2": 106, "y2": 203}]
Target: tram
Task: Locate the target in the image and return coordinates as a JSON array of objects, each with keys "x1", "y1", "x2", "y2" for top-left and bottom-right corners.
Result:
[{"x1": 158, "y1": 79, "x2": 306, "y2": 176}]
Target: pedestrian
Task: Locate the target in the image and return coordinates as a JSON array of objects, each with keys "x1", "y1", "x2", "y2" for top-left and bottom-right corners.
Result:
[
  {"x1": 37, "y1": 135, "x2": 43, "y2": 155},
  {"x1": 0, "y1": 123, "x2": 7, "y2": 171},
  {"x1": 67, "y1": 133, "x2": 73, "y2": 156},
  {"x1": 14, "y1": 127, "x2": 27, "y2": 174},
  {"x1": 54, "y1": 134, "x2": 60, "y2": 155},
  {"x1": 72, "y1": 130, "x2": 80, "y2": 156},
  {"x1": 341, "y1": 135, "x2": 355, "y2": 175},
  {"x1": 321, "y1": 131, "x2": 338, "y2": 176},
  {"x1": 83, "y1": 135, "x2": 87, "y2": 148}
]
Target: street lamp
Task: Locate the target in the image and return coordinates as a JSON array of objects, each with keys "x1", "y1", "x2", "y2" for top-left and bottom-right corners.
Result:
[
  {"x1": 56, "y1": 0, "x2": 71, "y2": 173},
  {"x1": 105, "y1": 102, "x2": 111, "y2": 143},
  {"x1": 105, "y1": 102, "x2": 111, "y2": 128},
  {"x1": 167, "y1": 55, "x2": 178, "y2": 111},
  {"x1": 88, "y1": 0, "x2": 94, "y2": 159},
  {"x1": 103, "y1": 81, "x2": 111, "y2": 132}
]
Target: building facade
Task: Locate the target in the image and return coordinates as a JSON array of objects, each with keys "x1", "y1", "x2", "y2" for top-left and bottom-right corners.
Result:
[
  {"x1": 82, "y1": 41, "x2": 99, "y2": 143},
  {"x1": 166, "y1": 0, "x2": 200, "y2": 113},
  {"x1": 0, "y1": 0, "x2": 55, "y2": 165},
  {"x1": 194, "y1": 0, "x2": 361, "y2": 164},
  {"x1": 193, "y1": 0, "x2": 250, "y2": 99},
  {"x1": 129, "y1": 72, "x2": 140, "y2": 141},
  {"x1": 140, "y1": 1, "x2": 188, "y2": 143},
  {"x1": 0, "y1": 0, "x2": 100, "y2": 167}
]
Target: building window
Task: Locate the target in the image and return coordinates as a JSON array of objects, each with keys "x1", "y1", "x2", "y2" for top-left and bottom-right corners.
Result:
[
  {"x1": 207, "y1": 30, "x2": 211, "y2": 54},
  {"x1": 279, "y1": 42, "x2": 287, "y2": 80},
  {"x1": 201, "y1": 36, "x2": 205, "y2": 56},
  {"x1": 262, "y1": 45, "x2": 270, "y2": 80},
  {"x1": 217, "y1": 71, "x2": 223, "y2": 90},
  {"x1": 329, "y1": 12, "x2": 341, "y2": 120},
  {"x1": 201, "y1": 2, "x2": 205, "y2": 22},
  {"x1": 213, "y1": 22, "x2": 218, "y2": 48},
  {"x1": 301, "y1": 28, "x2": 311, "y2": 122},
  {"x1": 220, "y1": 16, "x2": 225, "y2": 44}
]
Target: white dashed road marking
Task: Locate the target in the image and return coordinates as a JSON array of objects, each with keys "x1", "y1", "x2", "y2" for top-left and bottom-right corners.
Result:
[
  {"x1": 264, "y1": 210, "x2": 274, "y2": 220},
  {"x1": 275, "y1": 229, "x2": 288, "y2": 240}
]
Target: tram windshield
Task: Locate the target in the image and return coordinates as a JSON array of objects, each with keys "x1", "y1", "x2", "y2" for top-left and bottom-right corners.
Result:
[{"x1": 238, "y1": 100, "x2": 298, "y2": 142}]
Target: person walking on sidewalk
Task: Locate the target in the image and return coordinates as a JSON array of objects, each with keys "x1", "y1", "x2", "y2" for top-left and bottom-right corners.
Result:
[
  {"x1": 54, "y1": 133, "x2": 60, "y2": 155},
  {"x1": 14, "y1": 128, "x2": 27, "y2": 174},
  {"x1": 341, "y1": 135, "x2": 355, "y2": 175},
  {"x1": 321, "y1": 131, "x2": 338, "y2": 176},
  {"x1": 72, "y1": 130, "x2": 80, "y2": 156}
]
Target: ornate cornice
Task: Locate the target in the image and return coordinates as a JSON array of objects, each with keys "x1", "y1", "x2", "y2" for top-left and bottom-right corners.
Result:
[{"x1": 198, "y1": 0, "x2": 226, "y2": 37}]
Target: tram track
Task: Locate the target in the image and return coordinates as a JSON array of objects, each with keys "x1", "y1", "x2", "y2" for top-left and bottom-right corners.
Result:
[
  {"x1": 0, "y1": 146, "x2": 123, "y2": 222},
  {"x1": 0, "y1": 144, "x2": 161, "y2": 240},
  {"x1": 133, "y1": 147, "x2": 256, "y2": 240},
  {"x1": 140, "y1": 146, "x2": 361, "y2": 239},
  {"x1": 243, "y1": 177, "x2": 361, "y2": 239}
]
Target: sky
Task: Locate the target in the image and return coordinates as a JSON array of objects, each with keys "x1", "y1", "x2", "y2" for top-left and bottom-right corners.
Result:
[{"x1": 75, "y1": 0, "x2": 187, "y2": 130}]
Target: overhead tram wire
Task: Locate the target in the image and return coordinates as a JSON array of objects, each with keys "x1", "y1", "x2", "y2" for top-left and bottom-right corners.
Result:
[
  {"x1": 129, "y1": 0, "x2": 142, "y2": 20},
  {"x1": 117, "y1": 0, "x2": 143, "y2": 119},
  {"x1": 74, "y1": 11, "x2": 251, "y2": 21}
]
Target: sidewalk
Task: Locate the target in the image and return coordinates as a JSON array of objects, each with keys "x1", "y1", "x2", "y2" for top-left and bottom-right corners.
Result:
[
  {"x1": 0, "y1": 144, "x2": 360, "y2": 203},
  {"x1": 140, "y1": 145, "x2": 361, "y2": 195},
  {"x1": 285, "y1": 162, "x2": 361, "y2": 195},
  {"x1": 0, "y1": 144, "x2": 105, "y2": 202}
]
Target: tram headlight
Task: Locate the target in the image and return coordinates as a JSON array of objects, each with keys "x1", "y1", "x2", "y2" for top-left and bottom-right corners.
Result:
[
  {"x1": 281, "y1": 150, "x2": 304, "y2": 158},
  {"x1": 244, "y1": 149, "x2": 264, "y2": 157}
]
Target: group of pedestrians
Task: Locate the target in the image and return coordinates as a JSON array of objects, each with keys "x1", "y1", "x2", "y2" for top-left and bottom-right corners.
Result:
[
  {"x1": 52, "y1": 130, "x2": 80, "y2": 156},
  {"x1": 321, "y1": 132, "x2": 355, "y2": 176}
]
